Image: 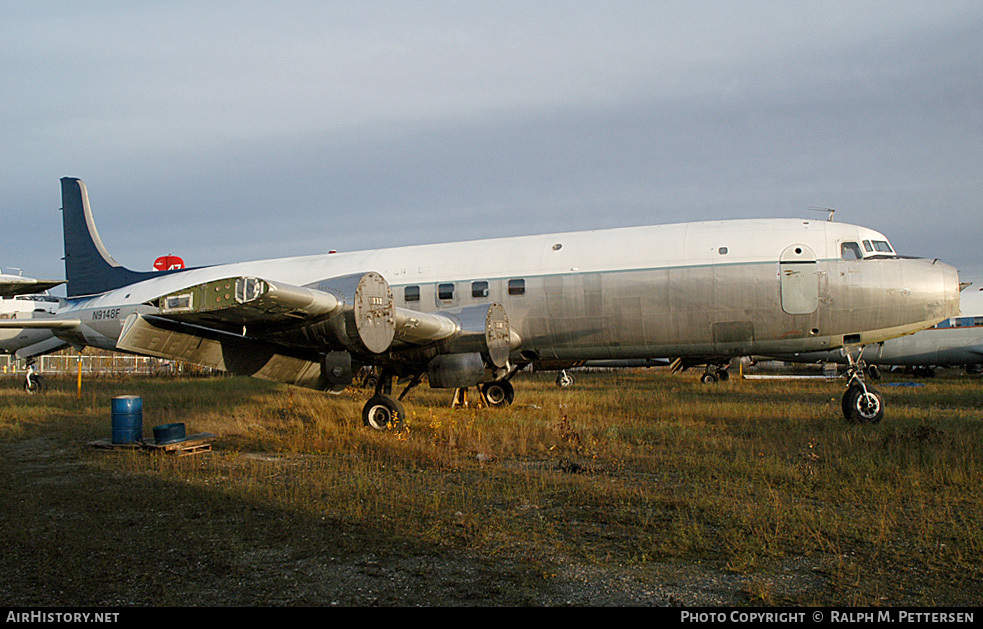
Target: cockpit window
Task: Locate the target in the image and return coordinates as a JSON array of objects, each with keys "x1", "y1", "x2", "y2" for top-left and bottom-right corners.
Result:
[
  {"x1": 841, "y1": 242, "x2": 863, "y2": 260},
  {"x1": 862, "y1": 240, "x2": 873, "y2": 252},
  {"x1": 871, "y1": 240, "x2": 893, "y2": 253}
]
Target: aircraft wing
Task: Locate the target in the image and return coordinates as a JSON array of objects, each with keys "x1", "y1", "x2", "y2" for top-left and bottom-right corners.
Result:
[
  {"x1": 14, "y1": 336, "x2": 70, "y2": 360},
  {"x1": 120, "y1": 272, "x2": 516, "y2": 391},
  {"x1": 0, "y1": 274, "x2": 65, "y2": 298},
  {"x1": 151, "y1": 272, "x2": 508, "y2": 350}
]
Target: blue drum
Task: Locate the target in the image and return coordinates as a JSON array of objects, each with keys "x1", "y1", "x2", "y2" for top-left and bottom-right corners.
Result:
[{"x1": 111, "y1": 395, "x2": 143, "y2": 444}]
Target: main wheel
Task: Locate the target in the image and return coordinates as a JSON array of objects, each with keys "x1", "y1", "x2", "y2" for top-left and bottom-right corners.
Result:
[
  {"x1": 481, "y1": 380, "x2": 515, "y2": 406},
  {"x1": 700, "y1": 372, "x2": 718, "y2": 384},
  {"x1": 842, "y1": 385, "x2": 884, "y2": 424},
  {"x1": 362, "y1": 395, "x2": 406, "y2": 431}
]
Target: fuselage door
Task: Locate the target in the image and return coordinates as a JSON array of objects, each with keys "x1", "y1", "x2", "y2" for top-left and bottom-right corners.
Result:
[{"x1": 780, "y1": 244, "x2": 819, "y2": 315}]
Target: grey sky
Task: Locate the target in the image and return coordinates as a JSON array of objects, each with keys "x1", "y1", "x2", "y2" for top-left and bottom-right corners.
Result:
[{"x1": 2, "y1": 1, "x2": 981, "y2": 290}]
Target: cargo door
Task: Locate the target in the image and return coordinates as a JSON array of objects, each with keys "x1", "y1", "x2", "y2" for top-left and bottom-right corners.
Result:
[{"x1": 780, "y1": 244, "x2": 819, "y2": 315}]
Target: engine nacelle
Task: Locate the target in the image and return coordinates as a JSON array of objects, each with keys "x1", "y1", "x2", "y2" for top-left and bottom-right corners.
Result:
[
  {"x1": 306, "y1": 272, "x2": 395, "y2": 354},
  {"x1": 430, "y1": 302, "x2": 512, "y2": 368},
  {"x1": 426, "y1": 352, "x2": 488, "y2": 389}
]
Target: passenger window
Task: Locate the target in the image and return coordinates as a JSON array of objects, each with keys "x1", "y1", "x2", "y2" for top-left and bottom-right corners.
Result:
[
  {"x1": 841, "y1": 242, "x2": 863, "y2": 260},
  {"x1": 437, "y1": 283, "x2": 455, "y2": 301},
  {"x1": 508, "y1": 279, "x2": 526, "y2": 296},
  {"x1": 471, "y1": 281, "x2": 489, "y2": 298},
  {"x1": 404, "y1": 286, "x2": 420, "y2": 302}
]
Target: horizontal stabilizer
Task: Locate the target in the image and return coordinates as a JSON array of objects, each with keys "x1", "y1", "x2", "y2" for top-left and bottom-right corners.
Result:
[
  {"x1": 0, "y1": 318, "x2": 81, "y2": 330},
  {"x1": 0, "y1": 274, "x2": 65, "y2": 298}
]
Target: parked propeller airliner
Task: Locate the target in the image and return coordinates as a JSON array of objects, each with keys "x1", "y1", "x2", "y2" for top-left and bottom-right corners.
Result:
[{"x1": 0, "y1": 178, "x2": 961, "y2": 426}]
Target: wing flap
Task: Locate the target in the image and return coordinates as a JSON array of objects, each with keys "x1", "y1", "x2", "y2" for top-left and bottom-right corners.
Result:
[{"x1": 118, "y1": 313, "x2": 330, "y2": 390}]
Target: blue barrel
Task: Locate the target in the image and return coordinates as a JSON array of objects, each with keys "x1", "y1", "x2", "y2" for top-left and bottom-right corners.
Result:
[{"x1": 111, "y1": 395, "x2": 143, "y2": 444}]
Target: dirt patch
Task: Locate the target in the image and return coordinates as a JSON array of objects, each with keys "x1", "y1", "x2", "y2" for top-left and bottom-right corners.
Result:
[{"x1": 0, "y1": 437, "x2": 774, "y2": 607}]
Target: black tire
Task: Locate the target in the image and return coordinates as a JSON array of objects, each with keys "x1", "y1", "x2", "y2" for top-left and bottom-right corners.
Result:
[
  {"x1": 716, "y1": 369, "x2": 730, "y2": 382},
  {"x1": 362, "y1": 395, "x2": 406, "y2": 431},
  {"x1": 866, "y1": 365, "x2": 882, "y2": 380},
  {"x1": 24, "y1": 374, "x2": 44, "y2": 395},
  {"x1": 481, "y1": 381, "x2": 515, "y2": 406},
  {"x1": 555, "y1": 373, "x2": 574, "y2": 388},
  {"x1": 700, "y1": 372, "x2": 718, "y2": 384},
  {"x1": 842, "y1": 385, "x2": 884, "y2": 424}
]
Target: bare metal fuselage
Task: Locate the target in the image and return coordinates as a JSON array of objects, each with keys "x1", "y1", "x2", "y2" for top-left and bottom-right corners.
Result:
[{"x1": 51, "y1": 218, "x2": 960, "y2": 381}]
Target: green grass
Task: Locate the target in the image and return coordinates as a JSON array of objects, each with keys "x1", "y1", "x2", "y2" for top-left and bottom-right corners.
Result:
[{"x1": 0, "y1": 369, "x2": 981, "y2": 606}]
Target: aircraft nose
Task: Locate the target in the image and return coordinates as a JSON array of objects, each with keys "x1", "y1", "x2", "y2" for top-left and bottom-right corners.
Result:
[{"x1": 923, "y1": 258, "x2": 961, "y2": 323}]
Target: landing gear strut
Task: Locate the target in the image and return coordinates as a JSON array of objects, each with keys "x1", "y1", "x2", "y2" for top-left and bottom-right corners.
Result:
[{"x1": 841, "y1": 349, "x2": 884, "y2": 424}]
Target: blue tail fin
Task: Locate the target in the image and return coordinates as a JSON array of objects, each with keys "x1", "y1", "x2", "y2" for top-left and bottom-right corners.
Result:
[{"x1": 61, "y1": 177, "x2": 163, "y2": 297}]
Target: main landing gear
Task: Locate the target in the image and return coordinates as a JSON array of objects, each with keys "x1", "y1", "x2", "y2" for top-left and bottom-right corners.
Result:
[
  {"x1": 361, "y1": 367, "x2": 519, "y2": 431},
  {"x1": 700, "y1": 364, "x2": 730, "y2": 384},
  {"x1": 362, "y1": 369, "x2": 422, "y2": 431},
  {"x1": 453, "y1": 370, "x2": 519, "y2": 409},
  {"x1": 841, "y1": 349, "x2": 884, "y2": 424}
]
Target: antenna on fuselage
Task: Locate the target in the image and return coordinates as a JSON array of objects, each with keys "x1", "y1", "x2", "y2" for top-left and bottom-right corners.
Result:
[{"x1": 808, "y1": 207, "x2": 836, "y2": 222}]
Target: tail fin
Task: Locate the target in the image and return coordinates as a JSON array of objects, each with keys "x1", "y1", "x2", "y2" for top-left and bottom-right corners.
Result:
[{"x1": 61, "y1": 177, "x2": 162, "y2": 297}]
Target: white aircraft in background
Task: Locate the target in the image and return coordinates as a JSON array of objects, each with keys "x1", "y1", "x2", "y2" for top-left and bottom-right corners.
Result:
[
  {"x1": 0, "y1": 177, "x2": 962, "y2": 426},
  {"x1": 0, "y1": 270, "x2": 68, "y2": 392},
  {"x1": 0, "y1": 295, "x2": 65, "y2": 356},
  {"x1": 0, "y1": 266, "x2": 68, "y2": 362}
]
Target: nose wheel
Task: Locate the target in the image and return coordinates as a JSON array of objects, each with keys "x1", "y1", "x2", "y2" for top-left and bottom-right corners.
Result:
[{"x1": 841, "y1": 348, "x2": 884, "y2": 424}]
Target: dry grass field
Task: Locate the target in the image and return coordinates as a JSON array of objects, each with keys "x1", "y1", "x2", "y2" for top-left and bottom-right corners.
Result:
[{"x1": 0, "y1": 367, "x2": 981, "y2": 606}]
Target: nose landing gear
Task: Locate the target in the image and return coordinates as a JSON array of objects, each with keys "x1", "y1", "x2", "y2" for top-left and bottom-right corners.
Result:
[
  {"x1": 24, "y1": 361, "x2": 45, "y2": 395},
  {"x1": 841, "y1": 349, "x2": 884, "y2": 424}
]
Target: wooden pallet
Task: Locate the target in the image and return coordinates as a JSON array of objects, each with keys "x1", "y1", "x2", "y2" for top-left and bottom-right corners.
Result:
[
  {"x1": 145, "y1": 433, "x2": 217, "y2": 456},
  {"x1": 90, "y1": 432, "x2": 218, "y2": 456}
]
